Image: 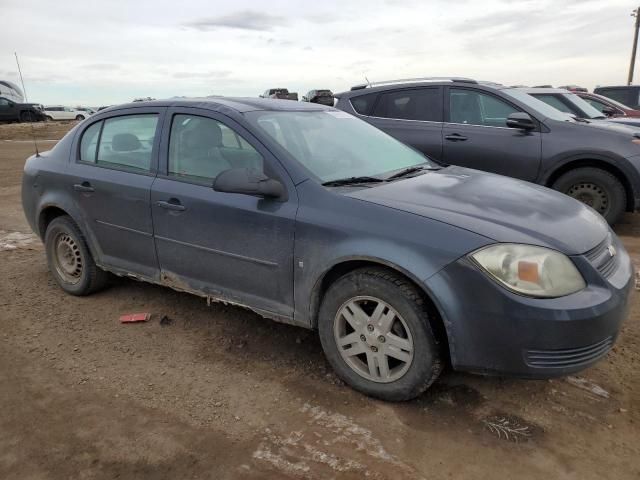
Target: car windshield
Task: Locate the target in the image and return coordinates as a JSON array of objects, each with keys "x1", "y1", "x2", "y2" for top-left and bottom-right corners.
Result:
[
  {"x1": 561, "y1": 93, "x2": 607, "y2": 119},
  {"x1": 503, "y1": 89, "x2": 576, "y2": 122},
  {"x1": 245, "y1": 110, "x2": 437, "y2": 182}
]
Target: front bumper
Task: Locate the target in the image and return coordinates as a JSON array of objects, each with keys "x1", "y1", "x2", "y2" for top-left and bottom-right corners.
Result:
[{"x1": 425, "y1": 235, "x2": 634, "y2": 378}]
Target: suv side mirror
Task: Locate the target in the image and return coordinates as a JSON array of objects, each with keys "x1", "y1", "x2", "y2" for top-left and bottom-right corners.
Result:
[
  {"x1": 213, "y1": 168, "x2": 284, "y2": 199},
  {"x1": 601, "y1": 106, "x2": 617, "y2": 117},
  {"x1": 506, "y1": 112, "x2": 536, "y2": 130}
]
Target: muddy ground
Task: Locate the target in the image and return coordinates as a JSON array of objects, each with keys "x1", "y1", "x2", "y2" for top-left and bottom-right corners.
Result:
[{"x1": 0, "y1": 121, "x2": 638, "y2": 479}]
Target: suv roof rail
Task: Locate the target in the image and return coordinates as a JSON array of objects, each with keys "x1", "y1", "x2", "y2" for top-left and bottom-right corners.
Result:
[{"x1": 350, "y1": 76, "x2": 477, "y2": 91}]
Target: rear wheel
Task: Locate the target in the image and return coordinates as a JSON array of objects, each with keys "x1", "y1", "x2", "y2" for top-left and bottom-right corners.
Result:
[
  {"x1": 44, "y1": 216, "x2": 109, "y2": 295},
  {"x1": 318, "y1": 267, "x2": 443, "y2": 401},
  {"x1": 75, "y1": 114, "x2": 85, "y2": 121},
  {"x1": 45, "y1": 115, "x2": 53, "y2": 121},
  {"x1": 552, "y1": 167, "x2": 626, "y2": 224}
]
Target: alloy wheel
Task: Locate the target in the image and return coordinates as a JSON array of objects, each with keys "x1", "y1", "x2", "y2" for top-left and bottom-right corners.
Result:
[{"x1": 333, "y1": 296, "x2": 414, "y2": 383}]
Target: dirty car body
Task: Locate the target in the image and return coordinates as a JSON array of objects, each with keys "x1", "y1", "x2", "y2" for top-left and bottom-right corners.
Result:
[{"x1": 22, "y1": 98, "x2": 634, "y2": 400}]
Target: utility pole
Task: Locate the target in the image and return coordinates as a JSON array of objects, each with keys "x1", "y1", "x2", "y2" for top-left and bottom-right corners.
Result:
[{"x1": 629, "y1": 7, "x2": 640, "y2": 85}]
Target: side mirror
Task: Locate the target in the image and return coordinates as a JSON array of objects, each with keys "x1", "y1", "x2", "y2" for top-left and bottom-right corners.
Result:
[
  {"x1": 601, "y1": 106, "x2": 617, "y2": 117},
  {"x1": 506, "y1": 112, "x2": 536, "y2": 130},
  {"x1": 213, "y1": 168, "x2": 284, "y2": 199}
]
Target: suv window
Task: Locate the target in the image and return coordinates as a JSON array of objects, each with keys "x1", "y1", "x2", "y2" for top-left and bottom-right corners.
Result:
[
  {"x1": 449, "y1": 89, "x2": 519, "y2": 127},
  {"x1": 168, "y1": 114, "x2": 263, "y2": 183},
  {"x1": 531, "y1": 94, "x2": 575, "y2": 114},
  {"x1": 84, "y1": 114, "x2": 158, "y2": 171},
  {"x1": 350, "y1": 93, "x2": 378, "y2": 115},
  {"x1": 372, "y1": 88, "x2": 441, "y2": 121},
  {"x1": 596, "y1": 88, "x2": 634, "y2": 106},
  {"x1": 0, "y1": 98, "x2": 9, "y2": 106}
]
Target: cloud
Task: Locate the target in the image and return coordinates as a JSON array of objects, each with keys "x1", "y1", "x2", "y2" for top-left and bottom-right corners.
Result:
[
  {"x1": 172, "y1": 70, "x2": 231, "y2": 79},
  {"x1": 183, "y1": 10, "x2": 287, "y2": 31},
  {"x1": 82, "y1": 63, "x2": 121, "y2": 71}
]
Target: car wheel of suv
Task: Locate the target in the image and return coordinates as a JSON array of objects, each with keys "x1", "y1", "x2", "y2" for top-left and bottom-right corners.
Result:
[
  {"x1": 552, "y1": 167, "x2": 626, "y2": 224},
  {"x1": 75, "y1": 115, "x2": 85, "y2": 121},
  {"x1": 318, "y1": 267, "x2": 443, "y2": 401},
  {"x1": 44, "y1": 216, "x2": 109, "y2": 296},
  {"x1": 45, "y1": 115, "x2": 53, "y2": 121},
  {"x1": 20, "y1": 111, "x2": 33, "y2": 123}
]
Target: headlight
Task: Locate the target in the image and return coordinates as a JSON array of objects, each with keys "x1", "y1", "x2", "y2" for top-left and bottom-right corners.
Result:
[{"x1": 470, "y1": 244, "x2": 586, "y2": 298}]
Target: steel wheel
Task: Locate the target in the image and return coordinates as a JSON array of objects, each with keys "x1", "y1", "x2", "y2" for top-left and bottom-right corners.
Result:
[
  {"x1": 333, "y1": 296, "x2": 414, "y2": 383},
  {"x1": 567, "y1": 182, "x2": 609, "y2": 215},
  {"x1": 52, "y1": 232, "x2": 83, "y2": 284}
]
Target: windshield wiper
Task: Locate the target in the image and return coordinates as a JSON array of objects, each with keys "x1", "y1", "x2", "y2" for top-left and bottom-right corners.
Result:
[
  {"x1": 384, "y1": 165, "x2": 436, "y2": 180},
  {"x1": 322, "y1": 176, "x2": 384, "y2": 187}
]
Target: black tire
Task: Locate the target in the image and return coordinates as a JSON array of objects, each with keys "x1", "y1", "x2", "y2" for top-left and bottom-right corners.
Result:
[
  {"x1": 20, "y1": 111, "x2": 33, "y2": 123},
  {"x1": 318, "y1": 267, "x2": 443, "y2": 401},
  {"x1": 552, "y1": 167, "x2": 626, "y2": 225},
  {"x1": 44, "y1": 216, "x2": 109, "y2": 296},
  {"x1": 45, "y1": 115, "x2": 53, "y2": 121},
  {"x1": 75, "y1": 115, "x2": 85, "y2": 121}
]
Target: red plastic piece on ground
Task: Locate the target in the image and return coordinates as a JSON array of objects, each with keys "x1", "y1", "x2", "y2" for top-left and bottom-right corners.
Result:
[{"x1": 119, "y1": 313, "x2": 151, "y2": 323}]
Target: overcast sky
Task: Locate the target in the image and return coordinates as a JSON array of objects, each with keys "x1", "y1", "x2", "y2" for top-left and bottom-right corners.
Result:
[{"x1": 0, "y1": 0, "x2": 636, "y2": 106}]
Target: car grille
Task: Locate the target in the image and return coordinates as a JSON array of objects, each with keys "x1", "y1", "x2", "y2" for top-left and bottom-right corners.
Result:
[
  {"x1": 584, "y1": 234, "x2": 618, "y2": 279},
  {"x1": 525, "y1": 337, "x2": 613, "y2": 368}
]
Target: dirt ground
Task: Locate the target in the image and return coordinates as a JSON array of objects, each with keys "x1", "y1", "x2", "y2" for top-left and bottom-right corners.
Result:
[{"x1": 0, "y1": 121, "x2": 638, "y2": 479}]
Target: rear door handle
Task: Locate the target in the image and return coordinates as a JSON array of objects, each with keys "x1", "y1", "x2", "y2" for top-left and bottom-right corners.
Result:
[
  {"x1": 73, "y1": 182, "x2": 95, "y2": 193},
  {"x1": 156, "y1": 200, "x2": 186, "y2": 212},
  {"x1": 445, "y1": 134, "x2": 468, "y2": 142}
]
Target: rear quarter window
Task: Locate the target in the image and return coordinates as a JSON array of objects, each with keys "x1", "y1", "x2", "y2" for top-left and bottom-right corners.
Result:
[{"x1": 350, "y1": 93, "x2": 378, "y2": 115}]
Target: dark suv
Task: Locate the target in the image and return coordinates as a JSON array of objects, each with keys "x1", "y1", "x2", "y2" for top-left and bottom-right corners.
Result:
[
  {"x1": 0, "y1": 96, "x2": 46, "y2": 123},
  {"x1": 594, "y1": 85, "x2": 640, "y2": 110},
  {"x1": 335, "y1": 78, "x2": 640, "y2": 224}
]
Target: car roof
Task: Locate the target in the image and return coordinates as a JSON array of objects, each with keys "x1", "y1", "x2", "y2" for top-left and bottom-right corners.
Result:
[
  {"x1": 336, "y1": 79, "x2": 504, "y2": 97},
  {"x1": 510, "y1": 87, "x2": 572, "y2": 94},
  {"x1": 103, "y1": 97, "x2": 331, "y2": 114}
]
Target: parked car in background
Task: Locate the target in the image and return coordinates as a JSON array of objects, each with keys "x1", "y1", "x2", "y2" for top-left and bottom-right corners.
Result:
[
  {"x1": 335, "y1": 77, "x2": 640, "y2": 224},
  {"x1": 75, "y1": 107, "x2": 96, "y2": 116},
  {"x1": 260, "y1": 88, "x2": 298, "y2": 100},
  {"x1": 594, "y1": 85, "x2": 640, "y2": 110},
  {"x1": 525, "y1": 88, "x2": 640, "y2": 129},
  {"x1": 302, "y1": 89, "x2": 334, "y2": 106},
  {"x1": 0, "y1": 80, "x2": 24, "y2": 103},
  {"x1": 0, "y1": 96, "x2": 46, "y2": 123},
  {"x1": 21, "y1": 97, "x2": 633, "y2": 401},
  {"x1": 44, "y1": 106, "x2": 89, "y2": 121},
  {"x1": 576, "y1": 91, "x2": 640, "y2": 119}
]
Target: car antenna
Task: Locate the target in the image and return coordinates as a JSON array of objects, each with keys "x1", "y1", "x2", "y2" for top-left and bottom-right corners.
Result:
[
  {"x1": 364, "y1": 74, "x2": 372, "y2": 88},
  {"x1": 14, "y1": 52, "x2": 39, "y2": 157}
]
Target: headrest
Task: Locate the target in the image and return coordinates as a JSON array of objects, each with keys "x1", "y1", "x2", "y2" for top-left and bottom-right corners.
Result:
[{"x1": 112, "y1": 133, "x2": 142, "y2": 152}]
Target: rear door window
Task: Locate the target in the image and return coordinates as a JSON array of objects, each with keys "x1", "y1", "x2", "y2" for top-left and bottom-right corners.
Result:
[
  {"x1": 78, "y1": 114, "x2": 159, "y2": 172},
  {"x1": 597, "y1": 89, "x2": 634, "y2": 106},
  {"x1": 372, "y1": 88, "x2": 442, "y2": 121}
]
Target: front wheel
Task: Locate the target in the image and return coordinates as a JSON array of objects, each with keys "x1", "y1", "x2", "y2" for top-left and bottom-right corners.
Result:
[
  {"x1": 44, "y1": 216, "x2": 109, "y2": 295},
  {"x1": 75, "y1": 114, "x2": 85, "y2": 121},
  {"x1": 552, "y1": 167, "x2": 626, "y2": 225},
  {"x1": 318, "y1": 267, "x2": 443, "y2": 401}
]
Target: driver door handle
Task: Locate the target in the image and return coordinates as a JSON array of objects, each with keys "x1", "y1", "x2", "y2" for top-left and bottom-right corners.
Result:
[
  {"x1": 156, "y1": 200, "x2": 186, "y2": 212},
  {"x1": 445, "y1": 133, "x2": 468, "y2": 142},
  {"x1": 73, "y1": 181, "x2": 95, "y2": 193}
]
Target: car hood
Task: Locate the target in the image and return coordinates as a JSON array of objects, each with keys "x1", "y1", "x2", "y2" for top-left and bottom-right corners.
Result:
[{"x1": 347, "y1": 166, "x2": 609, "y2": 255}]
